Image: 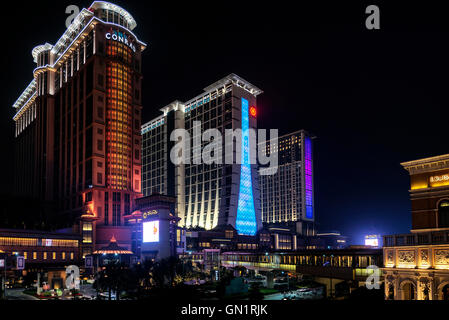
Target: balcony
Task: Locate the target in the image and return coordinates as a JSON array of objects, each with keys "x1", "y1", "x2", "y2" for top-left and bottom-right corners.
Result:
[{"x1": 383, "y1": 231, "x2": 449, "y2": 247}]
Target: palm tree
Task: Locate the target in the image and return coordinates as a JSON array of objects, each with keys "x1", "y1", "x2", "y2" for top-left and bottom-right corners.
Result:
[{"x1": 95, "y1": 262, "x2": 135, "y2": 300}]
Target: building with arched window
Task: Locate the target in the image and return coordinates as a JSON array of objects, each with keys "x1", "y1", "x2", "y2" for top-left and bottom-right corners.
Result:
[{"x1": 383, "y1": 154, "x2": 449, "y2": 300}]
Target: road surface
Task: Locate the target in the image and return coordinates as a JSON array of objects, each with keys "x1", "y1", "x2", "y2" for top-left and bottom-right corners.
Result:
[{"x1": 6, "y1": 288, "x2": 39, "y2": 300}]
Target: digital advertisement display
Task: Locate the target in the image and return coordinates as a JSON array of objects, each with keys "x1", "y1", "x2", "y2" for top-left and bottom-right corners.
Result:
[
  {"x1": 365, "y1": 238, "x2": 379, "y2": 247},
  {"x1": 365, "y1": 235, "x2": 380, "y2": 247},
  {"x1": 143, "y1": 220, "x2": 160, "y2": 243}
]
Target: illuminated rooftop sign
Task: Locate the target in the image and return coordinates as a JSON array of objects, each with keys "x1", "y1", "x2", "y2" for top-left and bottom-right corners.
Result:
[
  {"x1": 106, "y1": 29, "x2": 136, "y2": 52},
  {"x1": 428, "y1": 172, "x2": 449, "y2": 188},
  {"x1": 430, "y1": 174, "x2": 449, "y2": 183}
]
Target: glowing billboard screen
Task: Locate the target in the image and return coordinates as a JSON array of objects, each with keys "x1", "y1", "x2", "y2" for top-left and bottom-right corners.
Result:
[
  {"x1": 143, "y1": 220, "x2": 160, "y2": 243},
  {"x1": 365, "y1": 235, "x2": 379, "y2": 247}
]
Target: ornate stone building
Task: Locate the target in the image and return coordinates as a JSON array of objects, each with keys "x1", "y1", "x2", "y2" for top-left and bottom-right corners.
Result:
[{"x1": 382, "y1": 154, "x2": 449, "y2": 300}]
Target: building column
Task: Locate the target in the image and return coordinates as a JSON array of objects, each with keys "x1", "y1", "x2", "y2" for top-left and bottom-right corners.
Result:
[
  {"x1": 418, "y1": 277, "x2": 431, "y2": 300},
  {"x1": 394, "y1": 274, "x2": 400, "y2": 300}
]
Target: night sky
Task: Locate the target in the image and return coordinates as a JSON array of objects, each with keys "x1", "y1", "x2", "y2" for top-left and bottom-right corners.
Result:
[{"x1": 2, "y1": 1, "x2": 449, "y2": 244}]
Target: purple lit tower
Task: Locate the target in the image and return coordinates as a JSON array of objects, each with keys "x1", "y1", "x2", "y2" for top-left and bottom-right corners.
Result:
[{"x1": 259, "y1": 130, "x2": 316, "y2": 236}]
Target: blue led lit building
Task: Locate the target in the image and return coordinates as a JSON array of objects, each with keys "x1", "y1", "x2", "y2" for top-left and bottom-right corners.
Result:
[
  {"x1": 259, "y1": 130, "x2": 316, "y2": 236},
  {"x1": 141, "y1": 74, "x2": 262, "y2": 235}
]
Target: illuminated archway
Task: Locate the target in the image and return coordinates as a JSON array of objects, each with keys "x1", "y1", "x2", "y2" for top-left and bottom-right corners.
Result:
[
  {"x1": 400, "y1": 280, "x2": 416, "y2": 300},
  {"x1": 442, "y1": 285, "x2": 449, "y2": 301},
  {"x1": 437, "y1": 281, "x2": 449, "y2": 300}
]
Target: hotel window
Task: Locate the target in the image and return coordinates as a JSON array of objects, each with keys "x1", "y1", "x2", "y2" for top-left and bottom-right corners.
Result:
[
  {"x1": 24, "y1": 252, "x2": 28, "y2": 260},
  {"x1": 86, "y1": 32, "x2": 93, "y2": 59},
  {"x1": 43, "y1": 252, "x2": 47, "y2": 260},
  {"x1": 62, "y1": 62, "x2": 67, "y2": 82},
  {"x1": 52, "y1": 252, "x2": 56, "y2": 260},
  {"x1": 33, "y1": 252, "x2": 37, "y2": 260},
  {"x1": 85, "y1": 192, "x2": 92, "y2": 202},
  {"x1": 438, "y1": 200, "x2": 449, "y2": 228},
  {"x1": 55, "y1": 68, "x2": 60, "y2": 90},
  {"x1": 98, "y1": 74, "x2": 104, "y2": 87},
  {"x1": 97, "y1": 139, "x2": 103, "y2": 151},
  {"x1": 124, "y1": 194, "x2": 130, "y2": 216},
  {"x1": 82, "y1": 248, "x2": 92, "y2": 259},
  {"x1": 62, "y1": 252, "x2": 66, "y2": 260},
  {"x1": 104, "y1": 192, "x2": 109, "y2": 225},
  {"x1": 97, "y1": 106, "x2": 104, "y2": 119},
  {"x1": 70, "y1": 252, "x2": 74, "y2": 260},
  {"x1": 74, "y1": 49, "x2": 78, "y2": 71},
  {"x1": 82, "y1": 222, "x2": 93, "y2": 243}
]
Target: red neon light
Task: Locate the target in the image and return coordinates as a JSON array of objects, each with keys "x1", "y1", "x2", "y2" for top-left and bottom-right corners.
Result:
[{"x1": 250, "y1": 106, "x2": 257, "y2": 117}]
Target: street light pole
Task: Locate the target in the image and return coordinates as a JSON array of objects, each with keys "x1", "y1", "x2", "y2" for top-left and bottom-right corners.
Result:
[{"x1": 329, "y1": 255, "x2": 334, "y2": 299}]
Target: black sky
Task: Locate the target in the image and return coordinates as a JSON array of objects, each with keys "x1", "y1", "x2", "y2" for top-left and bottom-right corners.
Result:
[{"x1": 2, "y1": 1, "x2": 449, "y2": 243}]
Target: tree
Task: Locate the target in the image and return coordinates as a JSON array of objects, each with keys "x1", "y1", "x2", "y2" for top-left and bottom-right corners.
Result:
[
  {"x1": 95, "y1": 262, "x2": 137, "y2": 300},
  {"x1": 216, "y1": 268, "x2": 234, "y2": 298},
  {"x1": 248, "y1": 282, "x2": 264, "y2": 300}
]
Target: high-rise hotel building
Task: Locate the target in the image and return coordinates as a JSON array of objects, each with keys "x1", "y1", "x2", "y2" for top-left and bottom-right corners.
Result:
[
  {"x1": 259, "y1": 130, "x2": 315, "y2": 236},
  {"x1": 142, "y1": 74, "x2": 262, "y2": 235},
  {"x1": 12, "y1": 2, "x2": 146, "y2": 257}
]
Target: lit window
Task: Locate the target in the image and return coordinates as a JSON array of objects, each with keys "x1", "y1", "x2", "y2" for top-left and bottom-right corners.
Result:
[
  {"x1": 33, "y1": 252, "x2": 37, "y2": 260},
  {"x1": 43, "y1": 252, "x2": 47, "y2": 260},
  {"x1": 52, "y1": 252, "x2": 56, "y2": 260},
  {"x1": 82, "y1": 222, "x2": 93, "y2": 243}
]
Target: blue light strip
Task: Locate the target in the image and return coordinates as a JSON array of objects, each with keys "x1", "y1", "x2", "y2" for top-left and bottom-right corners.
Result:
[
  {"x1": 236, "y1": 98, "x2": 257, "y2": 235},
  {"x1": 141, "y1": 118, "x2": 165, "y2": 135}
]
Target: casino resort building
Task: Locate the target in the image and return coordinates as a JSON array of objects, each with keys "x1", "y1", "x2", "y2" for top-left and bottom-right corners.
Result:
[{"x1": 12, "y1": 1, "x2": 146, "y2": 258}]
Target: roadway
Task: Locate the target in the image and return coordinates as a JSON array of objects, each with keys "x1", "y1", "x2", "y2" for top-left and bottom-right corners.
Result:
[{"x1": 5, "y1": 288, "x2": 39, "y2": 300}]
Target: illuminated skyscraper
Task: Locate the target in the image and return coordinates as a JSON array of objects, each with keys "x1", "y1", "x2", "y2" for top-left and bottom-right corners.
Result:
[
  {"x1": 142, "y1": 74, "x2": 262, "y2": 235},
  {"x1": 12, "y1": 2, "x2": 146, "y2": 257},
  {"x1": 259, "y1": 130, "x2": 315, "y2": 236}
]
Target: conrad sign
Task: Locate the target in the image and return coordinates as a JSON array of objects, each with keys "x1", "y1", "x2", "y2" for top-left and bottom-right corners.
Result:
[{"x1": 105, "y1": 29, "x2": 137, "y2": 52}]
